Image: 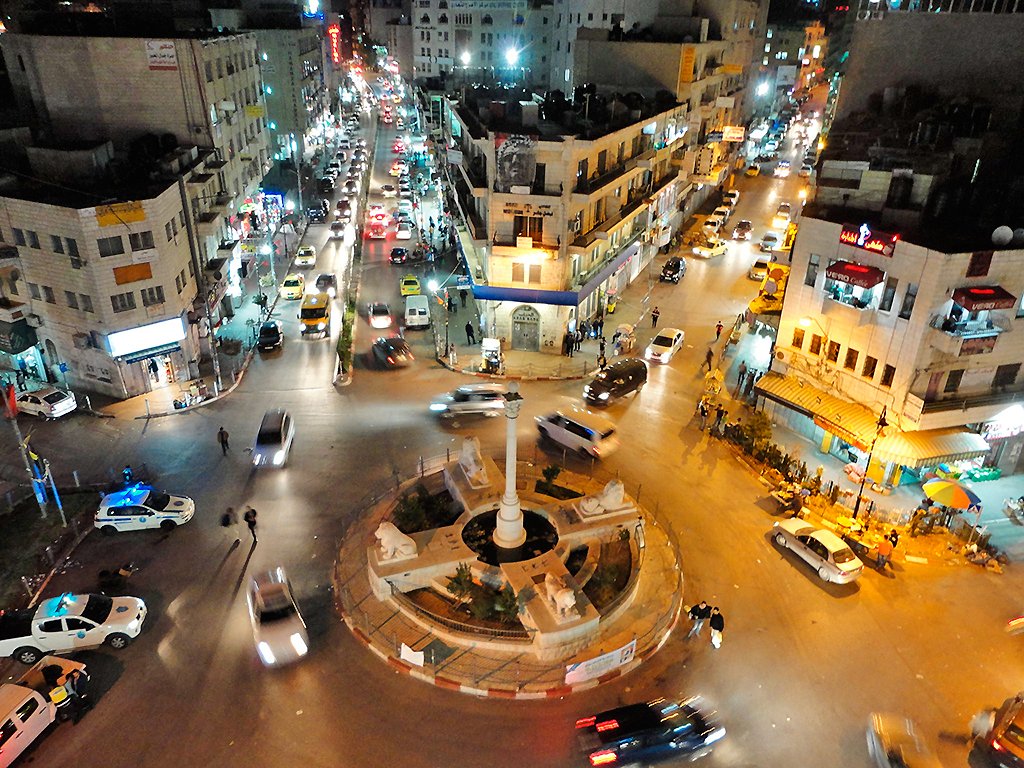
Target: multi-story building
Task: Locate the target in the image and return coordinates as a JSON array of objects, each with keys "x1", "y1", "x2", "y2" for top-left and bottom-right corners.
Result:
[
  {"x1": 0, "y1": 141, "x2": 221, "y2": 399},
  {"x1": 763, "y1": 21, "x2": 826, "y2": 95},
  {"x1": 442, "y1": 90, "x2": 688, "y2": 350}
]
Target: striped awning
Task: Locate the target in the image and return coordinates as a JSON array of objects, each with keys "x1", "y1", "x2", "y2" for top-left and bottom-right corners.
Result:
[{"x1": 755, "y1": 372, "x2": 990, "y2": 468}]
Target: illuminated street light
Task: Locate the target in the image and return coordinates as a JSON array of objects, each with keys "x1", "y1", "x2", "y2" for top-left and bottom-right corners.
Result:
[
  {"x1": 427, "y1": 279, "x2": 440, "y2": 292},
  {"x1": 284, "y1": 199, "x2": 296, "y2": 212},
  {"x1": 756, "y1": 82, "x2": 769, "y2": 97},
  {"x1": 460, "y1": 51, "x2": 471, "y2": 67},
  {"x1": 505, "y1": 47, "x2": 519, "y2": 67}
]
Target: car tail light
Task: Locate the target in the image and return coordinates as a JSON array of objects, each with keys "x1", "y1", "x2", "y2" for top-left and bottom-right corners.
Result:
[
  {"x1": 595, "y1": 719, "x2": 619, "y2": 732},
  {"x1": 575, "y1": 716, "x2": 596, "y2": 729},
  {"x1": 590, "y1": 750, "x2": 618, "y2": 766},
  {"x1": 387, "y1": 356, "x2": 395, "y2": 364},
  {"x1": 992, "y1": 739, "x2": 1005, "y2": 752}
]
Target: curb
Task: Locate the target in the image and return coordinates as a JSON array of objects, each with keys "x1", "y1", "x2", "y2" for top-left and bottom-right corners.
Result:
[{"x1": 434, "y1": 356, "x2": 593, "y2": 383}]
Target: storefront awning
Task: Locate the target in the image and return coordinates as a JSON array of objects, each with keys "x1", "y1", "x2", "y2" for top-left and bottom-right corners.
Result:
[
  {"x1": 825, "y1": 261, "x2": 885, "y2": 289},
  {"x1": 873, "y1": 428, "x2": 990, "y2": 469},
  {"x1": 120, "y1": 342, "x2": 183, "y2": 364},
  {"x1": 0, "y1": 318, "x2": 38, "y2": 355},
  {"x1": 952, "y1": 285, "x2": 1018, "y2": 311}
]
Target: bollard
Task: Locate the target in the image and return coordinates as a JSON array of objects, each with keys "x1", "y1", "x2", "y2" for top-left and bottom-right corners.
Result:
[
  {"x1": 73, "y1": 470, "x2": 80, "y2": 487},
  {"x1": 84, "y1": 395, "x2": 92, "y2": 411},
  {"x1": 144, "y1": 399, "x2": 150, "y2": 418}
]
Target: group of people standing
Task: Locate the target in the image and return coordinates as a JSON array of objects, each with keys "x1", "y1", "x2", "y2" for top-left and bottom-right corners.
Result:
[{"x1": 687, "y1": 600, "x2": 726, "y2": 649}]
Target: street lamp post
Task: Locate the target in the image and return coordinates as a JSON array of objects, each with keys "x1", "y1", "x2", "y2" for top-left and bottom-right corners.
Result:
[{"x1": 852, "y1": 406, "x2": 888, "y2": 519}]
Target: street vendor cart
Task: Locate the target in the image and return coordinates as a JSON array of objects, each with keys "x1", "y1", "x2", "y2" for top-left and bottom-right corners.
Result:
[{"x1": 480, "y1": 337, "x2": 504, "y2": 375}]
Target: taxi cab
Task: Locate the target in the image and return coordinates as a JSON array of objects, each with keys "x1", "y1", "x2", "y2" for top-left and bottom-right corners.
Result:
[
  {"x1": 295, "y1": 245, "x2": 317, "y2": 268},
  {"x1": 96, "y1": 484, "x2": 195, "y2": 534},
  {"x1": 400, "y1": 274, "x2": 421, "y2": 296},
  {"x1": 280, "y1": 273, "x2": 305, "y2": 300}
]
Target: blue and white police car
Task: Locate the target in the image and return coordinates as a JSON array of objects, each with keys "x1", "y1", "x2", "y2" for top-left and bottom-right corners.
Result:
[{"x1": 95, "y1": 484, "x2": 195, "y2": 534}]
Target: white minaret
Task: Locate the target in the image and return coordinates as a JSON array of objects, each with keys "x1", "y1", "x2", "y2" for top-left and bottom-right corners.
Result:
[{"x1": 493, "y1": 381, "x2": 526, "y2": 549}]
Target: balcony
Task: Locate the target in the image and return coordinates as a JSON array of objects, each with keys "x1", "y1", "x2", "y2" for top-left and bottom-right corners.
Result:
[
  {"x1": 928, "y1": 313, "x2": 1009, "y2": 357},
  {"x1": 592, "y1": 194, "x2": 649, "y2": 241},
  {"x1": 904, "y1": 387, "x2": 1024, "y2": 430},
  {"x1": 196, "y1": 210, "x2": 222, "y2": 238},
  {"x1": 573, "y1": 162, "x2": 633, "y2": 196},
  {"x1": 496, "y1": 182, "x2": 562, "y2": 197}
]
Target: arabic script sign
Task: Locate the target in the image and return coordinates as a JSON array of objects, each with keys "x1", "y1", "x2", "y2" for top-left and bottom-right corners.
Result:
[{"x1": 839, "y1": 223, "x2": 898, "y2": 256}]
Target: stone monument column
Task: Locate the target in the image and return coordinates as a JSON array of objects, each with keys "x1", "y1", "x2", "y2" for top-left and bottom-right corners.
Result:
[{"x1": 493, "y1": 381, "x2": 526, "y2": 549}]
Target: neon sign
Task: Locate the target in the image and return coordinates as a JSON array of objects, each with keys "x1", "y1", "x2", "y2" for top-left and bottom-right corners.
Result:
[
  {"x1": 839, "y1": 223, "x2": 898, "y2": 256},
  {"x1": 327, "y1": 25, "x2": 342, "y2": 65}
]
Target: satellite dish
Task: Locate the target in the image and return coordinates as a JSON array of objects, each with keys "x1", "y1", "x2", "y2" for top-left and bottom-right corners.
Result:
[{"x1": 992, "y1": 226, "x2": 1013, "y2": 246}]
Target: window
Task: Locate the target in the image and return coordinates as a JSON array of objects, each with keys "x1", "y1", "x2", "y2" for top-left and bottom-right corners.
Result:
[
  {"x1": 898, "y1": 282, "x2": 918, "y2": 320},
  {"x1": 129, "y1": 231, "x2": 155, "y2": 251},
  {"x1": 804, "y1": 254, "x2": 819, "y2": 287},
  {"x1": 994, "y1": 363, "x2": 1021, "y2": 389},
  {"x1": 141, "y1": 286, "x2": 165, "y2": 306},
  {"x1": 42, "y1": 286, "x2": 55, "y2": 304},
  {"x1": 791, "y1": 327, "x2": 805, "y2": 349},
  {"x1": 50, "y1": 234, "x2": 64, "y2": 253},
  {"x1": 944, "y1": 369, "x2": 964, "y2": 393},
  {"x1": 16, "y1": 697, "x2": 39, "y2": 722},
  {"x1": 966, "y1": 250, "x2": 992, "y2": 278},
  {"x1": 111, "y1": 291, "x2": 136, "y2": 313},
  {"x1": 26, "y1": 230, "x2": 39, "y2": 249},
  {"x1": 879, "y1": 276, "x2": 898, "y2": 312},
  {"x1": 67, "y1": 238, "x2": 82, "y2": 268},
  {"x1": 808, "y1": 334, "x2": 822, "y2": 355},
  {"x1": 13, "y1": 228, "x2": 25, "y2": 246},
  {"x1": 80, "y1": 294, "x2": 94, "y2": 313},
  {"x1": 65, "y1": 291, "x2": 79, "y2": 309},
  {"x1": 97, "y1": 235, "x2": 125, "y2": 258},
  {"x1": 843, "y1": 348, "x2": 859, "y2": 371},
  {"x1": 862, "y1": 356, "x2": 877, "y2": 379},
  {"x1": 881, "y1": 364, "x2": 896, "y2": 388},
  {"x1": 0, "y1": 720, "x2": 16, "y2": 750},
  {"x1": 28, "y1": 282, "x2": 40, "y2": 300},
  {"x1": 205, "y1": 61, "x2": 213, "y2": 82},
  {"x1": 825, "y1": 340, "x2": 840, "y2": 363}
]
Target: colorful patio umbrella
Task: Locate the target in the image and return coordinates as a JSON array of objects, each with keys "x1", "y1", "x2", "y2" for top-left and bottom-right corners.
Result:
[{"x1": 921, "y1": 478, "x2": 982, "y2": 510}]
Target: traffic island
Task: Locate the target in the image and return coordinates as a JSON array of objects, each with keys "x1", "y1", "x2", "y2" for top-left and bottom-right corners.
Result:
[{"x1": 333, "y1": 447, "x2": 682, "y2": 697}]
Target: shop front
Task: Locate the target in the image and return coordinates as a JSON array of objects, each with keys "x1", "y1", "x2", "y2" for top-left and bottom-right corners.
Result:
[
  {"x1": 981, "y1": 404, "x2": 1024, "y2": 475},
  {"x1": 105, "y1": 316, "x2": 194, "y2": 398},
  {"x1": 0, "y1": 298, "x2": 44, "y2": 383}
]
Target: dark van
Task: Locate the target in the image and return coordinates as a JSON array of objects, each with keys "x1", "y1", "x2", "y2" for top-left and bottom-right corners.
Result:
[
  {"x1": 583, "y1": 358, "x2": 648, "y2": 404},
  {"x1": 660, "y1": 256, "x2": 685, "y2": 283}
]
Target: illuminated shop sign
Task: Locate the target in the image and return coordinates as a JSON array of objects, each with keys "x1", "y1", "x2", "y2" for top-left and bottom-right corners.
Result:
[
  {"x1": 328, "y1": 25, "x2": 342, "y2": 65},
  {"x1": 839, "y1": 223, "x2": 899, "y2": 256},
  {"x1": 107, "y1": 317, "x2": 186, "y2": 358}
]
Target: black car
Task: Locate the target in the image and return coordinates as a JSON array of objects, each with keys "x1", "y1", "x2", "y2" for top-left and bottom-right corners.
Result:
[
  {"x1": 372, "y1": 336, "x2": 414, "y2": 369},
  {"x1": 307, "y1": 206, "x2": 325, "y2": 223},
  {"x1": 583, "y1": 358, "x2": 648, "y2": 404},
  {"x1": 390, "y1": 247, "x2": 409, "y2": 264},
  {"x1": 317, "y1": 177, "x2": 334, "y2": 194},
  {"x1": 576, "y1": 698, "x2": 725, "y2": 768},
  {"x1": 315, "y1": 273, "x2": 338, "y2": 298},
  {"x1": 257, "y1": 321, "x2": 284, "y2": 351},
  {"x1": 660, "y1": 256, "x2": 685, "y2": 283}
]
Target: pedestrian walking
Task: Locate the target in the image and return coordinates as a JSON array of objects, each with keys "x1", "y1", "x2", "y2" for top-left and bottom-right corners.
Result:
[
  {"x1": 702, "y1": 348, "x2": 714, "y2": 371},
  {"x1": 574, "y1": 329, "x2": 583, "y2": 352},
  {"x1": 743, "y1": 370, "x2": 758, "y2": 398},
  {"x1": 651, "y1": 306, "x2": 661, "y2": 328},
  {"x1": 220, "y1": 506, "x2": 237, "y2": 527},
  {"x1": 737, "y1": 360, "x2": 748, "y2": 390},
  {"x1": 597, "y1": 354, "x2": 608, "y2": 370},
  {"x1": 875, "y1": 536, "x2": 893, "y2": 569},
  {"x1": 698, "y1": 399, "x2": 709, "y2": 430},
  {"x1": 715, "y1": 320, "x2": 724, "y2": 340},
  {"x1": 687, "y1": 600, "x2": 711, "y2": 638},
  {"x1": 217, "y1": 426, "x2": 230, "y2": 455},
  {"x1": 709, "y1": 607, "x2": 725, "y2": 649},
  {"x1": 887, "y1": 528, "x2": 900, "y2": 548},
  {"x1": 15, "y1": 368, "x2": 26, "y2": 392},
  {"x1": 448, "y1": 343, "x2": 458, "y2": 367},
  {"x1": 447, "y1": 295, "x2": 456, "y2": 314},
  {"x1": 595, "y1": 314, "x2": 604, "y2": 337},
  {"x1": 598, "y1": 337, "x2": 606, "y2": 356},
  {"x1": 122, "y1": 465, "x2": 134, "y2": 485},
  {"x1": 564, "y1": 332, "x2": 575, "y2": 358},
  {"x1": 465, "y1": 321, "x2": 476, "y2": 345},
  {"x1": 459, "y1": 288, "x2": 468, "y2": 308},
  {"x1": 714, "y1": 404, "x2": 727, "y2": 432},
  {"x1": 243, "y1": 507, "x2": 258, "y2": 542}
]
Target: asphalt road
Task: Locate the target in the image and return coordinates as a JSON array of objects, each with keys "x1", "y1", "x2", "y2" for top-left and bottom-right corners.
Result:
[{"x1": 7, "y1": 96, "x2": 1023, "y2": 768}]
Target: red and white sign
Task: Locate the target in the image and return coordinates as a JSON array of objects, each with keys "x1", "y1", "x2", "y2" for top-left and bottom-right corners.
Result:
[
  {"x1": 145, "y1": 40, "x2": 178, "y2": 71},
  {"x1": 839, "y1": 223, "x2": 899, "y2": 256},
  {"x1": 327, "y1": 25, "x2": 342, "y2": 65},
  {"x1": 722, "y1": 126, "x2": 746, "y2": 142}
]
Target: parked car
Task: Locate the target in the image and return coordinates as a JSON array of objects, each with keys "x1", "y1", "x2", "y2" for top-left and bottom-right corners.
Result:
[
  {"x1": 749, "y1": 257, "x2": 774, "y2": 281},
  {"x1": 400, "y1": 274, "x2": 421, "y2": 296},
  {"x1": 722, "y1": 189, "x2": 740, "y2": 207},
  {"x1": 396, "y1": 222, "x2": 413, "y2": 240},
  {"x1": 15, "y1": 387, "x2": 76, "y2": 420},
  {"x1": 759, "y1": 231, "x2": 781, "y2": 252},
  {"x1": 732, "y1": 219, "x2": 754, "y2": 240},
  {"x1": 866, "y1": 713, "x2": 941, "y2": 768},
  {"x1": 247, "y1": 567, "x2": 309, "y2": 667},
  {"x1": 645, "y1": 328, "x2": 685, "y2": 363},
  {"x1": 772, "y1": 519, "x2": 865, "y2": 583},
  {"x1": 712, "y1": 205, "x2": 732, "y2": 223},
  {"x1": 381, "y1": 183, "x2": 398, "y2": 198},
  {"x1": 96, "y1": 484, "x2": 195, "y2": 534},
  {"x1": 583, "y1": 358, "x2": 648, "y2": 405},
  {"x1": 703, "y1": 214, "x2": 725, "y2": 234},
  {"x1": 773, "y1": 202, "x2": 793, "y2": 228},
  {"x1": 372, "y1": 335, "x2": 414, "y2": 369},
  {"x1": 575, "y1": 697, "x2": 726, "y2": 768},
  {"x1": 660, "y1": 256, "x2": 686, "y2": 283},
  {"x1": 745, "y1": 163, "x2": 761, "y2": 177},
  {"x1": 389, "y1": 247, "x2": 409, "y2": 264},
  {"x1": 257, "y1": 320, "x2": 284, "y2": 351},
  {"x1": 430, "y1": 383, "x2": 507, "y2": 418}
]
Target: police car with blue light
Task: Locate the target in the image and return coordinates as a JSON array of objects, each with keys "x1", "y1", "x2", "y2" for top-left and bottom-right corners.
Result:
[{"x1": 95, "y1": 484, "x2": 195, "y2": 534}]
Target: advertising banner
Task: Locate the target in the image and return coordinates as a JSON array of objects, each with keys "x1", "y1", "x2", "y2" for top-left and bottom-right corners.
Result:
[
  {"x1": 145, "y1": 40, "x2": 178, "y2": 71},
  {"x1": 565, "y1": 639, "x2": 636, "y2": 685},
  {"x1": 494, "y1": 134, "x2": 536, "y2": 194}
]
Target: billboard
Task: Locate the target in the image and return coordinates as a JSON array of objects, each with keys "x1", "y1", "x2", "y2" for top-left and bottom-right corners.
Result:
[
  {"x1": 145, "y1": 40, "x2": 178, "y2": 71},
  {"x1": 494, "y1": 134, "x2": 536, "y2": 193}
]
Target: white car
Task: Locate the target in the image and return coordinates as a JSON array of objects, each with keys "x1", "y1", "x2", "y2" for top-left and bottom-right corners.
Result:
[
  {"x1": 15, "y1": 387, "x2": 76, "y2": 419},
  {"x1": 749, "y1": 257, "x2": 774, "y2": 281},
  {"x1": 799, "y1": 163, "x2": 813, "y2": 178},
  {"x1": 692, "y1": 237, "x2": 728, "y2": 259},
  {"x1": 772, "y1": 202, "x2": 792, "y2": 228},
  {"x1": 702, "y1": 214, "x2": 725, "y2": 235},
  {"x1": 722, "y1": 189, "x2": 740, "y2": 207},
  {"x1": 8, "y1": 593, "x2": 147, "y2": 662},
  {"x1": 645, "y1": 328, "x2": 685, "y2": 363},
  {"x1": 396, "y1": 199, "x2": 414, "y2": 216},
  {"x1": 368, "y1": 302, "x2": 392, "y2": 329},
  {"x1": 95, "y1": 484, "x2": 195, "y2": 533},
  {"x1": 396, "y1": 222, "x2": 413, "y2": 240},
  {"x1": 381, "y1": 183, "x2": 398, "y2": 198},
  {"x1": 430, "y1": 383, "x2": 506, "y2": 418},
  {"x1": 295, "y1": 245, "x2": 317, "y2": 268},
  {"x1": 759, "y1": 231, "x2": 781, "y2": 252},
  {"x1": 712, "y1": 206, "x2": 732, "y2": 223},
  {"x1": 247, "y1": 567, "x2": 309, "y2": 667},
  {"x1": 774, "y1": 160, "x2": 791, "y2": 178},
  {"x1": 772, "y1": 519, "x2": 864, "y2": 583}
]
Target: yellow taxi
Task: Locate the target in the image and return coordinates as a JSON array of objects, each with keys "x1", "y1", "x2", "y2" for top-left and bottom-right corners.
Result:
[
  {"x1": 295, "y1": 245, "x2": 317, "y2": 268},
  {"x1": 400, "y1": 274, "x2": 421, "y2": 296},
  {"x1": 280, "y1": 273, "x2": 305, "y2": 300}
]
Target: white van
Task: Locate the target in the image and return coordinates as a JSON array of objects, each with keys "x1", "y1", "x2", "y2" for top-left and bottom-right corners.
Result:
[
  {"x1": 535, "y1": 408, "x2": 620, "y2": 459},
  {"x1": 404, "y1": 295, "x2": 431, "y2": 329}
]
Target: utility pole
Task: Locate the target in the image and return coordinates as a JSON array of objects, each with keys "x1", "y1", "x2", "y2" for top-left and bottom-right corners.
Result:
[{"x1": 3, "y1": 385, "x2": 48, "y2": 518}]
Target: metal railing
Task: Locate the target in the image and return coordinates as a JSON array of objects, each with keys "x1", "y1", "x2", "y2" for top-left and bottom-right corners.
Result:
[{"x1": 390, "y1": 583, "x2": 533, "y2": 640}]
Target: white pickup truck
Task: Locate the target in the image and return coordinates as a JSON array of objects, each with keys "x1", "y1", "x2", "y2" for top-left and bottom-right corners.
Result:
[
  {"x1": 0, "y1": 592, "x2": 147, "y2": 665},
  {"x1": 0, "y1": 655, "x2": 86, "y2": 767}
]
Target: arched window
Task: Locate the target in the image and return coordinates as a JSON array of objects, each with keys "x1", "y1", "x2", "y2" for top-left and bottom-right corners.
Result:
[
  {"x1": 438, "y1": 0, "x2": 448, "y2": 7},
  {"x1": 439, "y1": 13, "x2": 448, "y2": 23},
  {"x1": 421, "y1": 14, "x2": 430, "y2": 24},
  {"x1": 481, "y1": 14, "x2": 493, "y2": 24}
]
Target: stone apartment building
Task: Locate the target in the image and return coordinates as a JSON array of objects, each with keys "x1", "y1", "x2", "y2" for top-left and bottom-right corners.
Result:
[{"x1": 442, "y1": 91, "x2": 688, "y2": 350}]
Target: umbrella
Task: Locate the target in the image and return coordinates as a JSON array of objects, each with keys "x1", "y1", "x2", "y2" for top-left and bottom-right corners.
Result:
[{"x1": 921, "y1": 478, "x2": 981, "y2": 510}]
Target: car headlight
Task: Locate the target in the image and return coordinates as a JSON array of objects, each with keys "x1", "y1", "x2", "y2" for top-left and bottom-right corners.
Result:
[
  {"x1": 257, "y1": 641, "x2": 277, "y2": 665},
  {"x1": 317, "y1": 322, "x2": 326, "y2": 330},
  {"x1": 290, "y1": 633, "x2": 308, "y2": 656},
  {"x1": 704, "y1": 727, "x2": 726, "y2": 745},
  {"x1": 598, "y1": 392, "x2": 610, "y2": 400},
  {"x1": 273, "y1": 450, "x2": 286, "y2": 466},
  {"x1": 429, "y1": 403, "x2": 447, "y2": 412}
]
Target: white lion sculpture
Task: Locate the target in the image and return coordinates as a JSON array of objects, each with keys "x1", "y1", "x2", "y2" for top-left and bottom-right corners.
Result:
[
  {"x1": 459, "y1": 436, "x2": 489, "y2": 487},
  {"x1": 375, "y1": 521, "x2": 418, "y2": 560},
  {"x1": 544, "y1": 572, "x2": 577, "y2": 618},
  {"x1": 579, "y1": 479, "x2": 632, "y2": 517}
]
